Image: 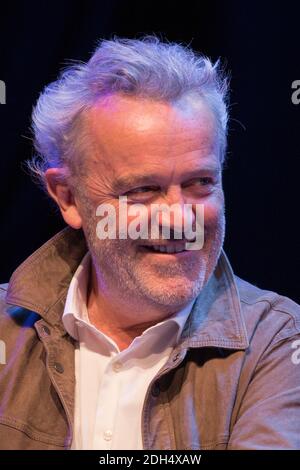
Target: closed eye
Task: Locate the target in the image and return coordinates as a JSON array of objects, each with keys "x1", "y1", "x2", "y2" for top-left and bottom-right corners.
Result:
[
  {"x1": 182, "y1": 177, "x2": 215, "y2": 188},
  {"x1": 122, "y1": 185, "x2": 161, "y2": 202},
  {"x1": 125, "y1": 185, "x2": 160, "y2": 195}
]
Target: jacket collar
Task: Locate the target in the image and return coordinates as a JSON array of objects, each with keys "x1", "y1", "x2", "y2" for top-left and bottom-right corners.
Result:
[
  {"x1": 178, "y1": 251, "x2": 249, "y2": 350},
  {"x1": 6, "y1": 227, "x2": 249, "y2": 350}
]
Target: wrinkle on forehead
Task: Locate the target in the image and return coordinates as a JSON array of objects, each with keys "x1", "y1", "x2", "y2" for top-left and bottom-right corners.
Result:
[{"x1": 80, "y1": 93, "x2": 218, "y2": 177}]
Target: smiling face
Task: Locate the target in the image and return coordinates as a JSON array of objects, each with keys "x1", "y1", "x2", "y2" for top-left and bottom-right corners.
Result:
[{"x1": 68, "y1": 93, "x2": 225, "y2": 312}]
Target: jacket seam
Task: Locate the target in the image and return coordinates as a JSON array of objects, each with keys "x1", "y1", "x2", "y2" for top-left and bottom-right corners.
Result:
[
  {"x1": 4, "y1": 298, "x2": 45, "y2": 314},
  {"x1": 274, "y1": 329, "x2": 300, "y2": 343},
  {"x1": 161, "y1": 370, "x2": 185, "y2": 449},
  {"x1": 219, "y1": 255, "x2": 246, "y2": 342},
  {"x1": 0, "y1": 416, "x2": 66, "y2": 447},
  {"x1": 181, "y1": 435, "x2": 229, "y2": 450},
  {"x1": 241, "y1": 298, "x2": 300, "y2": 333},
  {"x1": 241, "y1": 296, "x2": 299, "y2": 316}
]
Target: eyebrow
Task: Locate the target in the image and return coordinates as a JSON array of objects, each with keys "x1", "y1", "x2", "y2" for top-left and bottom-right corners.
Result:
[{"x1": 112, "y1": 165, "x2": 221, "y2": 192}]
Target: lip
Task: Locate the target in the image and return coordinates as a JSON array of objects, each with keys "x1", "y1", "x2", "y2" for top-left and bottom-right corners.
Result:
[{"x1": 139, "y1": 240, "x2": 195, "y2": 248}]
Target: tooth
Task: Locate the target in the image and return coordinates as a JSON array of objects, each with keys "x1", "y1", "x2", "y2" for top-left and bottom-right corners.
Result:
[{"x1": 150, "y1": 245, "x2": 186, "y2": 253}]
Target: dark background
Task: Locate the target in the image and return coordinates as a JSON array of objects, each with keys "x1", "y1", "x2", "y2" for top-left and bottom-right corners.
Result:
[{"x1": 0, "y1": 0, "x2": 299, "y2": 302}]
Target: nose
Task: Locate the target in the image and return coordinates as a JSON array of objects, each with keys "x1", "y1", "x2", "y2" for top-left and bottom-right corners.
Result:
[{"x1": 155, "y1": 187, "x2": 196, "y2": 239}]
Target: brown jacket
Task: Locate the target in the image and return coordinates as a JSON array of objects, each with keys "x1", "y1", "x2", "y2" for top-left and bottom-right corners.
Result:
[{"x1": 0, "y1": 227, "x2": 300, "y2": 450}]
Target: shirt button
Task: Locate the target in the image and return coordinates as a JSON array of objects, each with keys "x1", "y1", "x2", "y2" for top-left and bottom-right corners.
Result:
[
  {"x1": 54, "y1": 362, "x2": 64, "y2": 374},
  {"x1": 103, "y1": 430, "x2": 113, "y2": 441},
  {"x1": 151, "y1": 382, "x2": 160, "y2": 397},
  {"x1": 41, "y1": 325, "x2": 51, "y2": 336},
  {"x1": 173, "y1": 353, "x2": 180, "y2": 362},
  {"x1": 112, "y1": 361, "x2": 122, "y2": 372}
]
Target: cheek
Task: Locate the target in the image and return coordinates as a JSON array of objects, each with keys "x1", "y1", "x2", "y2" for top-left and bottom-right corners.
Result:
[{"x1": 203, "y1": 194, "x2": 224, "y2": 228}]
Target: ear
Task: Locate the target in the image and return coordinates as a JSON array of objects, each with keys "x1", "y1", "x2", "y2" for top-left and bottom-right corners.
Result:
[{"x1": 45, "y1": 168, "x2": 82, "y2": 229}]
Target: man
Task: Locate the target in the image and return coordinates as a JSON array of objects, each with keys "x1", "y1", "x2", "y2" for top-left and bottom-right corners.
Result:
[{"x1": 0, "y1": 36, "x2": 299, "y2": 450}]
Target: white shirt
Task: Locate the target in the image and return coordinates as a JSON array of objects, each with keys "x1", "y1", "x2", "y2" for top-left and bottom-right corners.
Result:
[{"x1": 63, "y1": 253, "x2": 194, "y2": 450}]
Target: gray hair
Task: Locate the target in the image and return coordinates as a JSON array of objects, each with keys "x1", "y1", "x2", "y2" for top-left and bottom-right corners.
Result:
[{"x1": 28, "y1": 35, "x2": 229, "y2": 188}]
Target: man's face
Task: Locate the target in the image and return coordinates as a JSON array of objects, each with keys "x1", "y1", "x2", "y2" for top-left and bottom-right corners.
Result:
[{"x1": 74, "y1": 93, "x2": 225, "y2": 311}]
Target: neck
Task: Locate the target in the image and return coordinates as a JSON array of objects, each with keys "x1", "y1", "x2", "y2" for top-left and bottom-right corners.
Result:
[{"x1": 86, "y1": 263, "x2": 178, "y2": 351}]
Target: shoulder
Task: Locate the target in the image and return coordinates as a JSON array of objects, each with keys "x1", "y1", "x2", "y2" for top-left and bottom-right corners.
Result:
[
  {"x1": 0, "y1": 284, "x2": 9, "y2": 320},
  {"x1": 235, "y1": 276, "x2": 300, "y2": 345},
  {"x1": 0, "y1": 283, "x2": 8, "y2": 300},
  {"x1": 0, "y1": 283, "x2": 40, "y2": 333}
]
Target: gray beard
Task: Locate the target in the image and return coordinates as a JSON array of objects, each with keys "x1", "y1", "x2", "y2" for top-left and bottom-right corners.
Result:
[{"x1": 82, "y1": 210, "x2": 225, "y2": 310}]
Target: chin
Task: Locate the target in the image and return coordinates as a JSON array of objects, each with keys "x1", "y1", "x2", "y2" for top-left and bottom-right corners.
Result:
[{"x1": 142, "y1": 277, "x2": 205, "y2": 308}]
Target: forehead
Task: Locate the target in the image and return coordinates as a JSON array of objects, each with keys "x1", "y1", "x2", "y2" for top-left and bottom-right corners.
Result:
[{"x1": 84, "y1": 93, "x2": 218, "y2": 173}]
